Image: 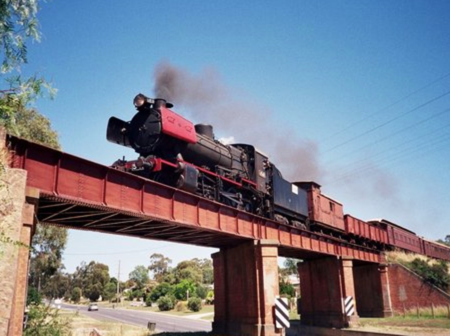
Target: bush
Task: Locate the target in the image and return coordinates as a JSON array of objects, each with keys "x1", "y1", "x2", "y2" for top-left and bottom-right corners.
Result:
[
  {"x1": 175, "y1": 301, "x2": 186, "y2": 312},
  {"x1": 205, "y1": 290, "x2": 214, "y2": 305},
  {"x1": 195, "y1": 284, "x2": 208, "y2": 299},
  {"x1": 157, "y1": 296, "x2": 174, "y2": 311},
  {"x1": 24, "y1": 304, "x2": 71, "y2": 336},
  {"x1": 408, "y1": 258, "x2": 450, "y2": 291},
  {"x1": 150, "y1": 282, "x2": 173, "y2": 303},
  {"x1": 187, "y1": 297, "x2": 202, "y2": 312}
]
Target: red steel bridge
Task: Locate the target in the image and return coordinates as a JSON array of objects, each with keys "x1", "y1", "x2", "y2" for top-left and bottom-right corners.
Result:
[
  {"x1": 4, "y1": 131, "x2": 399, "y2": 336},
  {"x1": 7, "y1": 134, "x2": 380, "y2": 263}
]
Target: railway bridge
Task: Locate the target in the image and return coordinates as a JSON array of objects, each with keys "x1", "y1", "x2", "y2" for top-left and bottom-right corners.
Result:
[{"x1": 1, "y1": 129, "x2": 395, "y2": 336}]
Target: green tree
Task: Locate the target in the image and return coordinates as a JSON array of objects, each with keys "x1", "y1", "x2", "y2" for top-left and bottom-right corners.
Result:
[
  {"x1": 102, "y1": 282, "x2": 117, "y2": 302},
  {"x1": 28, "y1": 226, "x2": 68, "y2": 293},
  {"x1": 0, "y1": 0, "x2": 56, "y2": 133},
  {"x1": 174, "y1": 259, "x2": 203, "y2": 284},
  {"x1": 72, "y1": 261, "x2": 110, "y2": 301},
  {"x1": 129, "y1": 265, "x2": 150, "y2": 290},
  {"x1": 173, "y1": 279, "x2": 196, "y2": 301},
  {"x1": 42, "y1": 270, "x2": 70, "y2": 299},
  {"x1": 71, "y1": 287, "x2": 81, "y2": 303},
  {"x1": 149, "y1": 282, "x2": 173, "y2": 303},
  {"x1": 149, "y1": 253, "x2": 172, "y2": 282}
]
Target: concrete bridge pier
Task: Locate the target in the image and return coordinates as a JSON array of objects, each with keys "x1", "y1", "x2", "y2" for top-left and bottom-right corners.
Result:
[
  {"x1": 298, "y1": 256, "x2": 359, "y2": 328},
  {"x1": 212, "y1": 240, "x2": 282, "y2": 336}
]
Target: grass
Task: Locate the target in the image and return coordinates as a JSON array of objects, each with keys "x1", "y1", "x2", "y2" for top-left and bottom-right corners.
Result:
[{"x1": 60, "y1": 310, "x2": 150, "y2": 336}]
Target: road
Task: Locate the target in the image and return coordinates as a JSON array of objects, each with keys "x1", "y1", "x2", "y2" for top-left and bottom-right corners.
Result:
[{"x1": 61, "y1": 303, "x2": 212, "y2": 333}]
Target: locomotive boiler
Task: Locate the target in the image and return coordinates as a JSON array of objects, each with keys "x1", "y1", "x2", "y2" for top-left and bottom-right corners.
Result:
[{"x1": 107, "y1": 94, "x2": 308, "y2": 228}]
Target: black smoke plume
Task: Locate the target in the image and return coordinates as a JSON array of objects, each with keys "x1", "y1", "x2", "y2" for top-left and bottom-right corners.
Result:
[{"x1": 153, "y1": 61, "x2": 321, "y2": 181}]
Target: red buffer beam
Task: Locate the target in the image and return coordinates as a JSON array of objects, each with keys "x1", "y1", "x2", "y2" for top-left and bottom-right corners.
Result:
[{"x1": 6, "y1": 134, "x2": 380, "y2": 263}]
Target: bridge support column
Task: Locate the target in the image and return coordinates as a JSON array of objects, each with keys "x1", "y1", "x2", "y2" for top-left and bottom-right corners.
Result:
[
  {"x1": 0, "y1": 166, "x2": 37, "y2": 336},
  {"x1": 353, "y1": 262, "x2": 393, "y2": 317},
  {"x1": 298, "y1": 256, "x2": 359, "y2": 328},
  {"x1": 212, "y1": 240, "x2": 281, "y2": 336}
]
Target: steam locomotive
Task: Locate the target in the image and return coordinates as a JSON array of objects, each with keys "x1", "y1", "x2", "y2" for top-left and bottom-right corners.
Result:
[
  {"x1": 107, "y1": 94, "x2": 450, "y2": 261},
  {"x1": 107, "y1": 94, "x2": 309, "y2": 229}
]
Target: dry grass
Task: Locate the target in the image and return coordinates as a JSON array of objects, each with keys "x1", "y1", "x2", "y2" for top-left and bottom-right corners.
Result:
[{"x1": 61, "y1": 310, "x2": 150, "y2": 336}]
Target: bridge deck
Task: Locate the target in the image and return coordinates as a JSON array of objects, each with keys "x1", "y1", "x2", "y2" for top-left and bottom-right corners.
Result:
[{"x1": 6, "y1": 134, "x2": 380, "y2": 262}]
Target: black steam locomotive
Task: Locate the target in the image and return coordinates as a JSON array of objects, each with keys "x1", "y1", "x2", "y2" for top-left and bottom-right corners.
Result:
[{"x1": 107, "y1": 94, "x2": 308, "y2": 229}]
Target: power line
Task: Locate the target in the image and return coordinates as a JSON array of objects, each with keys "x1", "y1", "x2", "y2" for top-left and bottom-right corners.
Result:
[
  {"x1": 322, "y1": 71, "x2": 450, "y2": 143},
  {"x1": 323, "y1": 107, "x2": 450, "y2": 167},
  {"x1": 322, "y1": 90, "x2": 450, "y2": 154},
  {"x1": 64, "y1": 244, "x2": 173, "y2": 256}
]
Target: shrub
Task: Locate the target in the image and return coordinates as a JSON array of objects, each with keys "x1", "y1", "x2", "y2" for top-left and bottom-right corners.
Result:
[
  {"x1": 408, "y1": 258, "x2": 449, "y2": 291},
  {"x1": 157, "y1": 296, "x2": 174, "y2": 311},
  {"x1": 150, "y1": 282, "x2": 173, "y2": 302},
  {"x1": 187, "y1": 297, "x2": 202, "y2": 312},
  {"x1": 195, "y1": 284, "x2": 208, "y2": 299},
  {"x1": 175, "y1": 301, "x2": 186, "y2": 312},
  {"x1": 205, "y1": 291, "x2": 214, "y2": 305}
]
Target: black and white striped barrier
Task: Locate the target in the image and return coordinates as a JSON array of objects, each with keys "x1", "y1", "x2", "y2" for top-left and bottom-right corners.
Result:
[
  {"x1": 275, "y1": 297, "x2": 290, "y2": 329},
  {"x1": 344, "y1": 296, "x2": 355, "y2": 316}
]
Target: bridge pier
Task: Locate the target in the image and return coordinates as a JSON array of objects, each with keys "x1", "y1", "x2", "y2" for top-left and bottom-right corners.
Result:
[
  {"x1": 298, "y1": 256, "x2": 359, "y2": 328},
  {"x1": 353, "y1": 262, "x2": 393, "y2": 317},
  {"x1": 0, "y1": 165, "x2": 37, "y2": 336},
  {"x1": 212, "y1": 240, "x2": 282, "y2": 336}
]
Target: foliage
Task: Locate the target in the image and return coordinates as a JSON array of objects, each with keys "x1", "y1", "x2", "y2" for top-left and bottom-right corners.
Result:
[
  {"x1": 129, "y1": 265, "x2": 150, "y2": 290},
  {"x1": 149, "y1": 282, "x2": 173, "y2": 303},
  {"x1": 279, "y1": 279, "x2": 296, "y2": 298},
  {"x1": 173, "y1": 279, "x2": 196, "y2": 301},
  {"x1": 408, "y1": 258, "x2": 449, "y2": 291},
  {"x1": 205, "y1": 290, "x2": 214, "y2": 304},
  {"x1": 71, "y1": 261, "x2": 110, "y2": 302},
  {"x1": 173, "y1": 259, "x2": 204, "y2": 284},
  {"x1": 0, "y1": 0, "x2": 57, "y2": 132},
  {"x1": 23, "y1": 304, "x2": 72, "y2": 336},
  {"x1": 195, "y1": 284, "x2": 209, "y2": 299},
  {"x1": 157, "y1": 295, "x2": 174, "y2": 311},
  {"x1": 71, "y1": 287, "x2": 81, "y2": 303},
  {"x1": 149, "y1": 253, "x2": 172, "y2": 282},
  {"x1": 42, "y1": 270, "x2": 70, "y2": 299},
  {"x1": 187, "y1": 297, "x2": 202, "y2": 312},
  {"x1": 28, "y1": 225, "x2": 68, "y2": 293},
  {"x1": 102, "y1": 282, "x2": 117, "y2": 302},
  {"x1": 27, "y1": 287, "x2": 42, "y2": 306},
  {"x1": 437, "y1": 235, "x2": 450, "y2": 247}
]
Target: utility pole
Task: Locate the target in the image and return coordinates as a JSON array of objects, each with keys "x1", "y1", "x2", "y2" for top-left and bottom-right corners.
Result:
[{"x1": 117, "y1": 260, "x2": 121, "y2": 304}]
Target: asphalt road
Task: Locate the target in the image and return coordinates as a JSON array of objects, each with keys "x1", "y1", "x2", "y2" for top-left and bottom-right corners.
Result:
[{"x1": 61, "y1": 303, "x2": 212, "y2": 333}]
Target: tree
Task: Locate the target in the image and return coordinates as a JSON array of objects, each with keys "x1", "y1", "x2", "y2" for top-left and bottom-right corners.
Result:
[
  {"x1": 0, "y1": 0, "x2": 56, "y2": 133},
  {"x1": 129, "y1": 265, "x2": 150, "y2": 290},
  {"x1": 437, "y1": 235, "x2": 450, "y2": 247},
  {"x1": 173, "y1": 279, "x2": 196, "y2": 301},
  {"x1": 148, "y1": 253, "x2": 172, "y2": 282},
  {"x1": 71, "y1": 287, "x2": 81, "y2": 303},
  {"x1": 28, "y1": 226, "x2": 68, "y2": 293},
  {"x1": 42, "y1": 270, "x2": 70, "y2": 299},
  {"x1": 149, "y1": 282, "x2": 173, "y2": 303},
  {"x1": 102, "y1": 282, "x2": 117, "y2": 302},
  {"x1": 72, "y1": 261, "x2": 110, "y2": 301},
  {"x1": 174, "y1": 259, "x2": 204, "y2": 285}
]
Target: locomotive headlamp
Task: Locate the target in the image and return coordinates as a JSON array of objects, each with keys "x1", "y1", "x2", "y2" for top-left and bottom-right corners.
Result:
[{"x1": 133, "y1": 93, "x2": 152, "y2": 108}]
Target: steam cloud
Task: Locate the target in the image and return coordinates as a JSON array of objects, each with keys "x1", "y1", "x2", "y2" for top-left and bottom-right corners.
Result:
[{"x1": 153, "y1": 61, "x2": 321, "y2": 181}]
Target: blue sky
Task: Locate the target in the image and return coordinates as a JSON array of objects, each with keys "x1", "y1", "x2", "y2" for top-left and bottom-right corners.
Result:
[{"x1": 23, "y1": 0, "x2": 450, "y2": 278}]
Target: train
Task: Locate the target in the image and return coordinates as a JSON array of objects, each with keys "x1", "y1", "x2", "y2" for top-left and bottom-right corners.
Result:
[{"x1": 106, "y1": 93, "x2": 450, "y2": 262}]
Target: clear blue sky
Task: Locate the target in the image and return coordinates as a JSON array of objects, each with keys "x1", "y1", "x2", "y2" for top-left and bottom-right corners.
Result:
[{"x1": 24, "y1": 0, "x2": 450, "y2": 278}]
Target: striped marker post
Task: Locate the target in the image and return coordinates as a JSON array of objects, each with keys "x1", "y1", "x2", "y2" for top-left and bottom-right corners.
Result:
[
  {"x1": 275, "y1": 297, "x2": 290, "y2": 329},
  {"x1": 344, "y1": 296, "x2": 355, "y2": 316}
]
